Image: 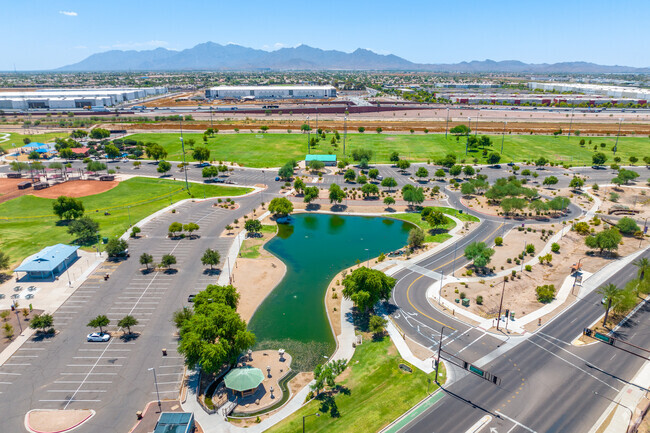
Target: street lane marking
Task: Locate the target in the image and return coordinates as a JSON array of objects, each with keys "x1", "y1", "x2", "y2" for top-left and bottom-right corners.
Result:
[
  {"x1": 457, "y1": 333, "x2": 487, "y2": 354},
  {"x1": 495, "y1": 411, "x2": 537, "y2": 433},
  {"x1": 465, "y1": 415, "x2": 492, "y2": 433}
]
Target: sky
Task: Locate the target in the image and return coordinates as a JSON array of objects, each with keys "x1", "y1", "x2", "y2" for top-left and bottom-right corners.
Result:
[{"x1": 3, "y1": 0, "x2": 650, "y2": 70}]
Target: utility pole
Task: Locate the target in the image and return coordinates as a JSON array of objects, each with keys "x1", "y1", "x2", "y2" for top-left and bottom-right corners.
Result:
[
  {"x1": 501, "y1": 121, "x2": 507, "y2": 154},
  {"x1": 343, "y1": 115, "x2": 347, "y2": 157},
  {"x1": 307, "y1": 115, "x2": 311, "y2": 154},
  {"x1": 179, "y1": 119, "x2": 189, "y2": 192},
  {"x1": 435, "y1": 326, "x2": 445, "y2": 383},
  {"x1": 567, "y1": 106, "x2": 575, "y2": 138},
  {"x1": 496, "y1": 278, "x2": 506, "y2": 331},
  {"x1": 445, "y1": 107, "x2": 449, "y2": 138},
  {"x1": 465, "y1": 117, "x2": 471, "y2": 155}
]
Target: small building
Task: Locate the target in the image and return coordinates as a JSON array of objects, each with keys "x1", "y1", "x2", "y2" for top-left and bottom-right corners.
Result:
[
  {"x1": 70, "y1": 147, "x2": 90, "y2": 157},
  {"x1": 305, "y1": 154, "x2": 337, "y2": 166},
  {"x1": 153, "y1": 412, "x2": 194, "y2": 433},
  {"x1": 224, "y1": 366, "x2": 265, "y2": 397},
  {"x1": 14, "y1": 244, "x2": 79, "y2": 280}
]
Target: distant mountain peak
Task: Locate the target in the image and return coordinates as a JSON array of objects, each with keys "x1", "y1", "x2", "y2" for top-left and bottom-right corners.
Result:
[{"x1": 56, "y1": 43, "x2": 650, "y2": 73}]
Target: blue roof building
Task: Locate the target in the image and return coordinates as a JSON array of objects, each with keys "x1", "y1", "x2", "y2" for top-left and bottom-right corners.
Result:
[
  {"x1": 14, "y1": 244, "x2": 79, "y2": 280},
  {"x1": 153, "y1": 412, "x2": 194, "y2": 433}
]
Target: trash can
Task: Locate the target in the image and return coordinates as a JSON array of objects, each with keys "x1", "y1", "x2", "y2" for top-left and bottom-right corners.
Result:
[
  {"x1": 510, "y1": 312, "x2": 515, "y2": 320},
  {"x1": 102, "y1": 237, "x2": 108, "y2": 244}
]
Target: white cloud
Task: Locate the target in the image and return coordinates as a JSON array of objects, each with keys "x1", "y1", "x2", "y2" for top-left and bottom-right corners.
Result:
[
  {"x1": 101, "y1": 40, "x2": 170, "y2": 50},
  {"x1": 59, "y1": 11, "x2": 78, "y2": 17}
]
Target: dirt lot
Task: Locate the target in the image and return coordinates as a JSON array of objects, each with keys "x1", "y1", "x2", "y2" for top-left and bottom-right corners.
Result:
[
  {"x1": 592, "y1": 185, "x2": 650, "y2": 220},
  {"x1": 0, "y1": 178, "x2": 119, "y2": 203}
]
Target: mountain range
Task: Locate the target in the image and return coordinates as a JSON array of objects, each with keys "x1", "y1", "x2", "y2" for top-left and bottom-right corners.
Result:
[{"x1": 57, "y1": 42, "x2": 650, "y2": 73}]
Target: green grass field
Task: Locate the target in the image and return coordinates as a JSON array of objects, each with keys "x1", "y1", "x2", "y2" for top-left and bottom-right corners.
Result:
[
  {"x1": 265, "y1": 336, "x2": 442, "y2": 433},
  {"x1": 0, "y1": 177, "x2": 251, "y2": 267},
  {"x1": 128, "y1": 132, "x2": 650, "y2": 168},
  {"x1": 387, "y1": 212, "x2": 454, "y2": 243},
  {"x1": 0, "y1": 132, "x2": 68, "y2": 152}
]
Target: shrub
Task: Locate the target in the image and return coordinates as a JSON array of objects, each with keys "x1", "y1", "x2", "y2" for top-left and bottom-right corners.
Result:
[
  {"x1": 459, "y1": 292, "x2": 467, "y2": 299},
  {"x1": 536, "y1": 284, "x2": 556, "y2": 303},
  {"x1": 551, "y1": 243, "x2": 560, "y2": 253},
  {"x1": 574, "y1": 222, "x2": 590, "y2": 235},
  {"x1": 506, "y1": 258, "x2": 512, "y2": 264},
  {"x1": 525, "y1": 244, "x2": 535, "y2": 254},
  {"x1": 494, "y1": 237, "x2": 503, "y2": 246},
  {"x1": 476, "y1": 296, "x2": 483, "y2": 305},
  {"x1": 525, "y1": 265, "x2": 532, "y2": 272}
]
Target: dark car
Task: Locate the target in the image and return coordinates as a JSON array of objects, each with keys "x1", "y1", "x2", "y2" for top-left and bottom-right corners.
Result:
[{"x1": 188, "y1": 294, "x2": 196, "y2": 302}]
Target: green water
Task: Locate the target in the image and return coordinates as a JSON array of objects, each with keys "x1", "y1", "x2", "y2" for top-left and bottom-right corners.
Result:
[{"x1": 248, "y1": 213, "x2": 411, "y2": 369}]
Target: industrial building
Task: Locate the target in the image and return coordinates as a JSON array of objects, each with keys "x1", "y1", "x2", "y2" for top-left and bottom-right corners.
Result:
[
  {"x1": 205, "y1": 85, "x2": 336, "y2": 100},
  {"x1": 528, "y1": 82, "x2": 650, "y2": 100},
  {"x1": 441, "y1": 93, "x2": 647, "y2": 106},
  {"x1": 0, "y1": 87, "x2": 168, "y2": 110}
]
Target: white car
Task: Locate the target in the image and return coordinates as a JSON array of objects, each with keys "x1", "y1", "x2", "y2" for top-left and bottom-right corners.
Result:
[{"x1": 87, "y1": 332, "x2": 110, "y2": 342}]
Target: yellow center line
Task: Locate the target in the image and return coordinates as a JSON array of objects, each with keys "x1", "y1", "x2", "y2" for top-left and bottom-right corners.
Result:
[{"x1": 403, "y1": 222, "x2": 504, "y2": 331}]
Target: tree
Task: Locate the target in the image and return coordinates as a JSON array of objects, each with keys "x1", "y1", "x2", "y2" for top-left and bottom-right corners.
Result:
[
  {"x1": 389, "y1": 151, "x2": 400, "y2": 162},
  {"x1": 426, "y1": 211, "x2": 447, "y2": 229},
  {"x1": 145, "y1": 143, "x2": 167, "y2": 161},
  {"x1": 140, "y1": 253, "x2": 153, "y2": 270},
  {"x1": 357, "y1": 174, "x2": 368, "y2": 185},
  {"x1": 358, "y1": 126, "x2": 365, "y2": 133},
  {"x1": 342, "y1": 266, "x2": 396, "y2": 312},
  {"x1": 90, "y1": 128, "x2": 110, "y2": 139},
  {"x1": 177, "y1": 301, "x2": 255, "y2": 374},
  {"x1": 598, "y1": 283, "x2": 622, "y2": 326},
  {"x1": 486, "y1": 152, "x2": 501, "y2": 165},
  {"x1": 450, "y1": 124, "x2": 470, "y2": 135},
  {"x1": 464, "y1": 242, "x2": 495, "y2": 269},
  {"x1": 87, "y1": 315, "x2": 110, "y2": 333},
  {"x1": 293, "y1": 178, "x2": 305, "y2": 194},
  {"x1": 68, "y1": 217, "x2": 99, "y2": 243},
  {"x1": 551, "y1": 242, "x2": 560, "y2": 253},
  {"x1": 0, "y1": 251, "x2": 10, "y2": 271},
  {"x1": 344, "y1": 169, "x2": 356, "y2": 182},
  {"x1": 157, "y1": 160, "x2": 171, "y2": 175},
  {"x1": 278, "y1": 162, "x2": 294, "y2": 180},
  {"x1": 300, "y1": 186, "x2": 318, "y2": 204},
  {"x1": 396, "y1": 159, "x2": 411, "y2": 171},
  {"x1": 201, "y1": 249, "x2": 221, "y2": 270},
  {"x1": 52, "y1": 196, "x2": 84, "y2": 220},
  {"x1": 361, "y1": 183, "x2": 379, "y2": 198},
  {"x1": 105, "y1": 238, "x2": 128, "y2": 257},
  {"x1": 118, "y1": 315, "x2": 138, "y2": 334},
  {"x1": 30, "y1": 314, "x2": 54, "y2": 332},
  {"x1": 369, "y1": 315, "x2": 388, "y2": 335},
  {"x1": 104, "y1": 144, "x2": 120, "y2": 160},
  {"x1": 616, "y1": 217, "x2": 640, "y2": 235},
  {"x1": 547, "y1": 196, "x2": 570, "y2": 214},
  {"x1": 494, "y1": 237, "x2": 503, "y2": 246},
  {"x1": 592, "y1": 152, "x2": 607, "y2": 166},
  {"x1": 183, "y1": 222, "x2": 200, "y2": 238},
  {"x1": 351, "y1": 148, "x2": 373, "y2": 162},
  {"x1": 308, "y1": 159, "x2": 325, "y2": 172},
  {"x1": 617, "y1": 169, "x2": 639, "y2": 184},
  {"x1": 415, "y1": 167, "x2": 429, "y2": 179},
  {"x1": 59, "y1": 147, "x2": 75, "y2": 160},
  {"x1": 192, "y1": 146, "x2": 210, "y2": 163},
  {"x1": 268, "y1": 197, "x2": 293, "y2": 217},
  {"x1": 383, "y1": 196, "x2": 395, "y2": 208},
  {"x1": 449, "y1": 165, "x2": 462, "y2": 177},
  {"x1": 311, "y1": 359, "x2": 348, "y2": 396},
  {"x1": 585, "y1": 228, "x2": 622, "y2": 255},
  {"x1": 633, "y1": 257, "x2": 650, "y2": 282},
  {"x1": 629, "y1": 156, "x2": 638, "y2": 165},
  {"x1": 461, "y1": 182, "x2": 476, "y2": 196},
  {"x1": 535, "y1": 157, "x2": 549, "y2": 167},
  {"x1": 408, "y1": 227, "x2": 426, "y2": 248},
  {"x1": 368, "y1": 168, "x2": 379, "y2": 180},
  {"x1": 328, "y1": 183, "x2": 346, "y2": 204},
  {"x1": 194, "y1": 284, "x2": 240, "y2": 310},
  {"x1": 463, "y1": 165, "x2": 475, "y2": 177},
  {"x1": 434, "y1": 169, "x2": 445, "y2": 179},
  {"x1": 28, "y1": 151, "x2": 40, "y2": 161},
  {"x1": 479, "y1": 135, "x2": 492, "y2": 149},
  {"x1": 401, "y1": 184, "x2": 424, "y2": 207},
  {"x1": 87, "y1": 161, "x2": 107, "y2": 173},
  {"x1": 168, "y1": 222, "x2": 183, "y2": 237},
  {"x1": 536, "y1": 285, "x2": 556, "y2": 303},
  {"x1": 500, "y1": 197, "x2": 526, "y2": 215},
  {"x1": 380, "y1": 177, "x2": 397, "y2": 192},
  {"x1": 569, "y1": 177, "x2": 584, "y2": 189},
  {"x1": 244, "y1": 219, "x2": 262, "y2": 234},
  {"x1": 202, "y1": 165, "x2": 219, "y2": 179},
  {"x1": 543, "y1": 176, "x2": 559, "y2": 186},
  {"x1": 160, "y1": 254, "x2": 177, "y2": 269}
]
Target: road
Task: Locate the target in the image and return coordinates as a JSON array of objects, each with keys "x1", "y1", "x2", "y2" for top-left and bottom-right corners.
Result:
[{"x1": 397, "y1": 249, "x2": 650, "y2": 433}]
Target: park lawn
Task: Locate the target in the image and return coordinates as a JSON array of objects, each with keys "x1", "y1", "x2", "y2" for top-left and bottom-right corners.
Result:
[
  {"x1": 266, "y1": 336, "x2": 442, "y2": 433},
  {"x1": 1, "y1": 132, "x2": 68, "y2": 150},
  {"x1": 239, "y1": 241, "x2": 261, "y2": 259},
  {"x1": 128, "y1": 132, "x2": 650, "y2": 168},
  {"x1": 387, "y1": 212, "x2": 454, "y2": 243},
  {"x1": 426, "y1": 206, "x2": 480, "y2": 223},
  {"x1": 0, "y1": 177, "x2": 251, "y2": 267}
]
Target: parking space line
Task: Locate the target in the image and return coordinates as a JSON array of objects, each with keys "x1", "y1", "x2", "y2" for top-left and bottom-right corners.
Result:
[
  {"x1": 4, "y1": 363, "x2": 31, "y2": 366},
  {"x1": 0, "y1": 372, "x2": 21, "y2": 375},
  {"x1": 40, "y1": 399, "x2": 100, "y2": 402},
  {"x1": 66, "y1": 364, "x2": 123, "y2": 367},
  {"x1": 60, "y1": 373, "x2": 117, "y2": 375},
  {"x1": 158, "y1": 365, "x2": 184, "y2": 368},
  {"x1": 73, "y1": 356, "x2": 126, "y2": 359},
  {"x1": 48, "y1": 389, "x2": 107, "y2": 393},
  {"x1": 55, "y1": 381, "x2": 112, "y2": 384}
]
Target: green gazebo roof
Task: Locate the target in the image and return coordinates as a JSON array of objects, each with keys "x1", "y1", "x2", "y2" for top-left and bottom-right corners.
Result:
[{"x1": 224, "y1": 367, "x2": 265, "y2": 392}]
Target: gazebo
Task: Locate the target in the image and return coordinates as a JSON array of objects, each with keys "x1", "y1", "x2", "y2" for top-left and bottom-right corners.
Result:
[{"x1": 224, "y1": 366, "x2": 265, "y2": 397}]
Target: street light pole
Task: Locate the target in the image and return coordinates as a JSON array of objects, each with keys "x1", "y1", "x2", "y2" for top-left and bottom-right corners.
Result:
[
  {"x1": 306, "y1": 116, "x2": 311, "y2": 154},
  {"x1": 302, "y1": 412, "x2": 320, "y2": 433},
  {"x1": 465, "y1": 117, "x2": 471, "y2": 156},
  {"x1": 593, "y1": 391, "x2": 633, "y2": 431},
  {"x1": 343, "y1": 115, "x2": 347, "y2": 157},
  {"x1": 613, "y1": 118, "x2": 623, "y2": 154},
  {"x1": 568, "y1": 106, "x2": 574, "y2": 139},
  {"x1": 496, "y1": 278, "x2": 506, "y2": 331},
  {"x1": 179, "y1": 119, "x2": 190, "y2": 192},
  {"x1": 148, "y1": 367, "x2": 161, "y2": 412},
  {"x1": 435, "y1": 326, "x2": 445, "y2": 383},
  {"x1": 501, "y1": 121, "x2": 507, "y2": 154}
]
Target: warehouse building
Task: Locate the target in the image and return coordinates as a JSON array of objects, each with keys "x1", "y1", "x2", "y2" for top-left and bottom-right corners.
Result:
[
  {"x1": 528, "y1": 82, "x2": 650, "y2": 100},
  {"x1": 0, "y1": 87, "x2": 168, "y2": 110},
  {"x1": 205, "y1": 85, "x2": 336, "y2": 100}
]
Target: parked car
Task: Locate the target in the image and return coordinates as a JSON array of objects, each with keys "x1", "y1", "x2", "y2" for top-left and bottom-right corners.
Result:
[
  {"x1": 87, "y1": 332, "x2": 110, "y2": 342},
  {"x1": 275, "y1": 177, "x2": 281, "y2": 181},
  {"x1": 188, "y1": 294, "x2": 196, "y2": 302}
]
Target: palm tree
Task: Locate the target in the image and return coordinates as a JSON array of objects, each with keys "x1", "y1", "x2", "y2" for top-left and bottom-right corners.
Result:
[
  {"x1": 598, "y1": 284, "x2": 621, "y2": 327},
  {"x1": 633, "y1": 257, "x2": 649, "y2": 281}
]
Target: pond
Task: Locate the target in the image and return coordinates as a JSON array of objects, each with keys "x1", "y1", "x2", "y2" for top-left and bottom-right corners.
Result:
[{"x1": 247, "y1": 213, "x2": 412, "y2": 370}]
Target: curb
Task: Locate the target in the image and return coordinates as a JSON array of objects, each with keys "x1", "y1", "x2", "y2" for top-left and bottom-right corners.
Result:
[{"x1": 25, "y1": 409, "x2": 95, "y2": 433}]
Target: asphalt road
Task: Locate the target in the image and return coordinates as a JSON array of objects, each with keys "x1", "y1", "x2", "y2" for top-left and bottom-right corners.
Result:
[{"x1": 398, "y1": 250, "x2": 650, "y2": 433}]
